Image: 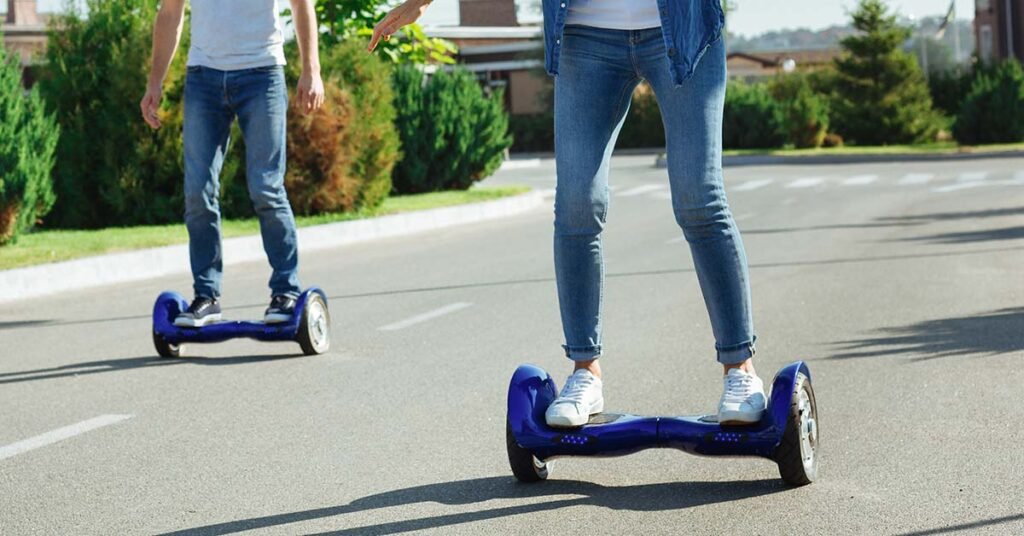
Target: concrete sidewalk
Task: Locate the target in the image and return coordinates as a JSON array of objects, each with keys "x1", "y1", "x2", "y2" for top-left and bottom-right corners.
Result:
[{"x1": 0, "y1": 190, "x2": 543, "y2": 305}]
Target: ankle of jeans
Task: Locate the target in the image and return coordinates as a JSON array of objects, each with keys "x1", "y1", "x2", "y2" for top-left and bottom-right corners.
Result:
[
  {"x1": 563, "y1": 344, "x2": 601, "y2": 362},
  {"x1": 716, "y1": 337, "x2": 756, "y2": 366}
]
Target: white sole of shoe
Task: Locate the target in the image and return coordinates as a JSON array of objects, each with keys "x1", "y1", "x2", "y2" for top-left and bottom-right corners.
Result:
[
  {"x1": 546, "y1": 399, "x2": 604, "y2": 428},
  {"x1": 718, "y1": 409, "x2": 765, "y2": 425},
  {"x1": 173, "y1": 313, "x2": 222, "y2": 328}
]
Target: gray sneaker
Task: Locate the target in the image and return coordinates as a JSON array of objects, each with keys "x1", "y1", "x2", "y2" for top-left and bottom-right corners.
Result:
[
  {"x1": 264, "y1": 294, "x2": 297, "y2": 324},
  {"x1": 174, "y1": 296, "x2": 222, "y2": 327}
]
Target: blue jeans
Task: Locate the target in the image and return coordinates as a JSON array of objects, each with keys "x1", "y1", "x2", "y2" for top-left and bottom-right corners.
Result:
[
  {"x1": 553, "y1": 26, "x2": 755, "y2": 365},
  {"x1": 183, "y1": 65, "x2": 300, "y2": 299}
]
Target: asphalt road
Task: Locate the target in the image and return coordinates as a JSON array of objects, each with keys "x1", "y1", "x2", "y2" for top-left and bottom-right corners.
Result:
[{"x1": 1, "y1": 154, "x2": 1023, "y2": 535}]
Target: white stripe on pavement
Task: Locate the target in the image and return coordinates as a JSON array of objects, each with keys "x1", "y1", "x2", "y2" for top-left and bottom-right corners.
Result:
[
  {"x1": 651, "y1": 191, "x2": 674, "y2": 200},
  {"x1": 732, "y1": 179, "x2": 774, "y2": 192},
  {"x1": 378, "y1": 303, "x2": 473, "y2": 331},
  {"x1": 933, "y1": 182, "x2": 987, "y2": 193},
  {"x1": 785, "y1": 178, "x2": 824, "y2": 188},
  {"x1": 898, "y1": 173, "x2": 934, "y2": 185},
  {"x1": 0, "y1": 414, "x2": 133, "y2": 462},
  {"x1": 617, "y1": 184, "x2": 666, "y2": 197},
  {"x1": 842, "y1": 174, "x2": 878, "y2": 186},
  {"x1": 957, "y1": 171, "x2": 988, "y2": 182}
]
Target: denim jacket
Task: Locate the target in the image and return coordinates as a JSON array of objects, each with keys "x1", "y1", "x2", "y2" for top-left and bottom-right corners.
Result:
[{"x1": 542, "y1": 0, "x2": 725, "y2": 85}]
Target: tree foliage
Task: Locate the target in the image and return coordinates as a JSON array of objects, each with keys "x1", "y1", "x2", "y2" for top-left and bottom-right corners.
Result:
[
  {"x1": 391, "y1": 66, "x2": 513, "y2": 193},
  {"x1": 0, "y1": 46, "x2": 60, "y2": 244},
  {"x1": 830, "y1": 0, "x2": 942, "y2": 145}
]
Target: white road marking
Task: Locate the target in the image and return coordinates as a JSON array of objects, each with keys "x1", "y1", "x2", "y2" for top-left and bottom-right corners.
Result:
[
  {"x1": 898, "y1": 173, "x2": 934, "y2": 185},
  {"x1": 956, "y1": 171, "x2": 989, "y2": 182},
  {"x1": 0, "y1": 414, "x2": 133, "y2": 462},
  {"x1": 651, "y1": 191, "x2": 674, "y2": 200},
  {"x1": 934, "y1": 171, "x2": 992, "y2": 193},
  {"x1": 842, "y1": 174, "x2": 879, "y2": 186},
  {"x1": 732, "y1": 179, "x2": 774, "y2": 192},
  {"x1": 933, "y1": 182, "x2": 987, "y2": 193},
  {"x1": 665, "y1": 236, "x2": 685, "y2": 244},
  {"x1": 537, "y1": 188, "x2": 556, "y2": 199},
  {"x1": 378, "y1": 303, "x2": 473, "y2": 331},
  {"x1": 617, "y1": 184, "x2": 666, "y2": 197},
  {"x1": 785, "y1": 177, "x2": 825, "y2": 188}
]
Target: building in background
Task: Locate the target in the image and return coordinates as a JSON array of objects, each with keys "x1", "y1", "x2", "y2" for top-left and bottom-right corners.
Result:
[
  {"x1": 2, "y1": 0, "x2": 47, "y2": 85},
  {"x1": 975, "y1": 0, "x2": 1023, "y2": 61},
  {"x1": 425, "y1": 0, "x2": 547, "y2": 116},
  {"x1": 727, "y1": 49, "x2": 842, "y2": 80}
]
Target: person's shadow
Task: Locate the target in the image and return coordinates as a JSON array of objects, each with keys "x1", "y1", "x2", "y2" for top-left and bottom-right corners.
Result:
[
  {"x1": 159, "y1": 476, "x2": 787, "y2": 535},
  {"x1": 0, "y1": 353, "x2": 302, "y2": 386}
]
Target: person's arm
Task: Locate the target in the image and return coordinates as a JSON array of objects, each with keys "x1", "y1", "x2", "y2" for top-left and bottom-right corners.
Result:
[
  {"x1": 290, "y1": 0, "x2": 325, "y2": 114},
  {"x1": 368, "y1": 0, "x2": 433, "y2": 52},
  {"x1": 140, "y1": 0, "x2": 186, "y2": 130}
]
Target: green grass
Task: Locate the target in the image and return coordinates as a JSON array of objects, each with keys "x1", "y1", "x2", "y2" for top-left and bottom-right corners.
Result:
[
  {"x1": 721, "y1": 142, "x2": 1024, "y2": 157},
  {"x1": 0, "y1": 186, "x2": 529, "y2": 271}
]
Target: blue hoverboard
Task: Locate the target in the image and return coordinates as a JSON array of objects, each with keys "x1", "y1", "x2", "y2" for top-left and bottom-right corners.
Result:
[
  {"x1": 151, "y1": 288, "x2": 331, "y2": 358},
  {"x1": 506, "y1": 361, "x2": 818, "y2": 486}
]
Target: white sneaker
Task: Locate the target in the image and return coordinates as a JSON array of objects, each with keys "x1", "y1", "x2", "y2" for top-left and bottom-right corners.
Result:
[
  {"x1": 718, "y1": 368, "x2": 767, "y2": 425},
  {"x1": 545, "y1": 369, "x2": 604, "y2": 428}
]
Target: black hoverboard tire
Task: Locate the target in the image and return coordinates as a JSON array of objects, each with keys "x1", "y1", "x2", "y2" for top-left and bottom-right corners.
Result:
[
  {"x1": 775, "y1": 372, "x2": 818, "y2": 486},
  {"x1": 506, "y1": 419, "x2": 549, "y2": 482},
  {"x1": 152, "y1": 330, "x2": 182, "y2": 358}
]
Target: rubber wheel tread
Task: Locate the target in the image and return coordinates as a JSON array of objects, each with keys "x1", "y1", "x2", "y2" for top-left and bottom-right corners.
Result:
[
  {"x1": 506, "y1": 419, "x2": 548, "y2": 482},
  {"x1": 775, "y1": 372, "x2": 817, "y2": 486}
]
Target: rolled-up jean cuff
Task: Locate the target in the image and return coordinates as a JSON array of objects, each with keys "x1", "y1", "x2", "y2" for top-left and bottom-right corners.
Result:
[
  {"x1": 563, "y1": 344, "x2": 601, "y2": 362},
  {"x1": 716, "y1": 338, "x2": 756, "y2": 365}
]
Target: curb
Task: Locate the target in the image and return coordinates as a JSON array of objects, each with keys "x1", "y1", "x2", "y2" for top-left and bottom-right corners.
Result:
[
  {"x1": 0, "y1": 191, "x2": 543, "y2": 305},
  {"x1": 655, "y1": 150, "x2": 1024, "y2": 168}
]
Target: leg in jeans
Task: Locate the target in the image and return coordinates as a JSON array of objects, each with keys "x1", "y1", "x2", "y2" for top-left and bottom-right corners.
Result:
[
  {"x1": 638, "y1": 35, "x2": 756, "y2": 366},
  {"x1": 183, "y1": 66, "x2": 234, "y2": 299},
  {"x1": 554, "y1": 26, "x2": 640, "y2": 363},
  {"x1": 231, "y1": 66, "x2": 301, "y2": 298}
]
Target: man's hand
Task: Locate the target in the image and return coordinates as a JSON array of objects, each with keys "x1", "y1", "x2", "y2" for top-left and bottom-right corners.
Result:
[
  {"x1": 296, "y1": 70, "x2": 325, "y2": 114},
  {"x1": 369, "y1": 0, "x2": 432, "y2": 52},
  {"x1": 140, "y1": 86, "x2": 163, "y2": 129}
]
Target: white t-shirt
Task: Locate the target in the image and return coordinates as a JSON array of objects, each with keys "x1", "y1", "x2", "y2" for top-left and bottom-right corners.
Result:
[
  {"x1": 188, "y1": 0, "x2": 286, "y2": 71},
  {"x1": 565, "y1": 0, "x2": 662, "y2": 30}
]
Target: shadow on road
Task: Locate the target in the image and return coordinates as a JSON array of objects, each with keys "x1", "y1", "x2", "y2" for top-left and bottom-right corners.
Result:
[
  {"x1": 828, "y1": 307, "x2": 1024, "y2": 361},
  {"x1": 903, "y1": 225, "x2": 1024, "y2": 245},
  {"x1": 895, "y1": 512, "x2": 1024, "y2": 535},
  {"x1": 876, "y1": 206, "x2": 1024, "y2": 224},
  {"x1": 0, "y1": 320, "x2": 52, "y2": 330},
  {"x1": 157, "y1": 476, "x2": 785, "y2": 536},
  {"x1": 742, "y1": 221, "x2": 924, "y2": 235},
  {"x1": 0, "y1": 353, "x2": 303, "y2": 385}
]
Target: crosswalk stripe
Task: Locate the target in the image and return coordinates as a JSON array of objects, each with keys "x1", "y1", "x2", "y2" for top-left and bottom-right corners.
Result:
[
  {"x1": 842, "y1": 174, "x2": 879, "y2": 186},
  {"x1": 732, "y1": 179, "x2": 774, "y2": 192},
  {"x1": 898, "y1": 173, "x2": 934, "y2": 185},
  {"x1": 956, "y1": 171, "x2": 989, "y2": 182},
  {"x1": 785, "y1": 178, "x2": 824, "y2": 188},
  {"x1": 933, "y1": 182, "x2": 987, "y2": 193}
]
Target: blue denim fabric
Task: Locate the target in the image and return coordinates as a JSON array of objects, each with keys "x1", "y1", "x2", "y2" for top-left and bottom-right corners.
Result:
[
  {"x1": 183, "y1": 65, "x2": 300, "y2": 299},
  {"x1": 543, "y1": 0, "x2": 725, "y2": 85},
  {"x1": 553, "y1": 26, "x2": 755, "y2": 365}
]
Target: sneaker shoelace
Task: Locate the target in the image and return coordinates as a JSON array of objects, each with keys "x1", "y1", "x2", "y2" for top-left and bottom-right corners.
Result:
[
  {"x1": 558, "y1": 372, "x2": 595, "y2": 404},
  {"x1": 723, "y1": 372, "x2": 756, "y2": 404}
]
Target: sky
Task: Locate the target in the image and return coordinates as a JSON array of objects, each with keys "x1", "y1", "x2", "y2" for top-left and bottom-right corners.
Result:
[{"x1": 28, "y1": 0, "x2": 975, "y2": 38}]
